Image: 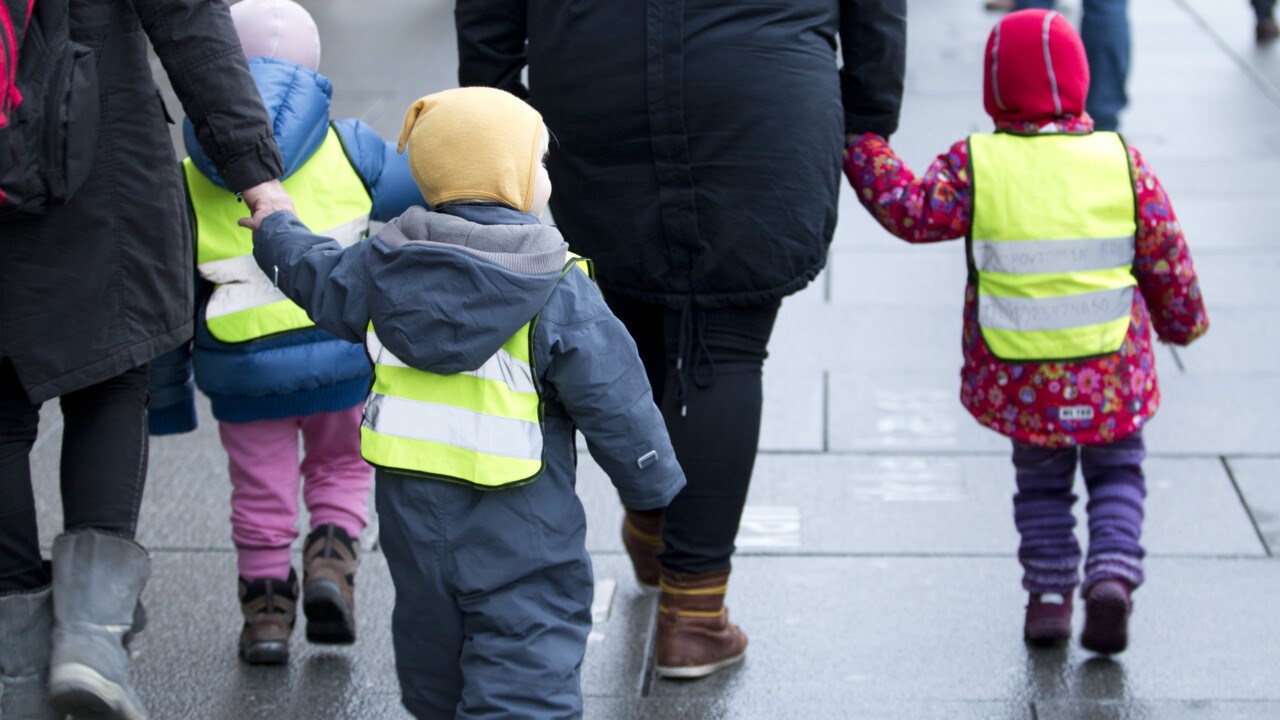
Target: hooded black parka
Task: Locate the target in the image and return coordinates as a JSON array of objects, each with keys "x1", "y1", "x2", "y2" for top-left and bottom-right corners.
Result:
[
  {"x1": 0, "y1": 0, "x2": 282, "y2": 402},
  {"x1": 457, "y1": 0, "x2": 906, "y2": 309}
]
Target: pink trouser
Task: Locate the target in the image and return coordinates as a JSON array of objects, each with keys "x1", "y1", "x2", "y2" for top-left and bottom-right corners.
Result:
[{"x1": 218, "y1": 404, "x2": 371, "y2": 581}]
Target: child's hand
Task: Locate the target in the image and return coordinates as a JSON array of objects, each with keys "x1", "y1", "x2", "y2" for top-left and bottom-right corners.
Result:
[{"x1": 844, "y1": 133, "x2": 859, "y2": 161}]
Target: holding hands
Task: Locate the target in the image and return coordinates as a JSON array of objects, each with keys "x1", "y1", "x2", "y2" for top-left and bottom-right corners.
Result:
[{"x1": 238, "y1": 179, "x2": 296, "y2": 231}]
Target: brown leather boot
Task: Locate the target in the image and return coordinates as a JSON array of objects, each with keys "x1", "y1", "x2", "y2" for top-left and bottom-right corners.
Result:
[
  {"x1": 302, "y1": 524, "x2": 358, "y2": 644},
  {"x1": 655, "y1": 568, "x2": 748, "y2": 679},
  {"x1": 238, "y1": 570, "x2": 297, "y2": 665},
  {"x1": 622, "y1": 509, "x2": 664, "y2": 590}
]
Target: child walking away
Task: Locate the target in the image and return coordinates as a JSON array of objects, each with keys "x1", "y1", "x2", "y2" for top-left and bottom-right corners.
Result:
[
  {"x1": 844, "y1": 10, "x2": 1208, "y2": 654},
  {"x1": 246, "y1": 87, "x2": 686, "y2": 718},
  {"x1": 147, "y1": 0, "x2": 423, "y2": 665}
]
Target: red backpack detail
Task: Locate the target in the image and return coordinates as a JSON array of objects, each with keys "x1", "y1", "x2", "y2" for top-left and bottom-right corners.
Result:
[
  {"x1": 1, "y1": 0, "x2": 36, "y2": 128},
  {"x1": 0, "y1": 0, "x2": 101, "y2": 219}
]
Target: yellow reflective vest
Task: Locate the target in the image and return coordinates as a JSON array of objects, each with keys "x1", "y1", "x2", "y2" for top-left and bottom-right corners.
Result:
[
  {"x1": 360, "y1": 256, "x2": 595, "y2": 490},
  {"x1": 184, "y1": 126, "x2": 372, "y2": 344},
  {"x1": 968, "y1": 132, "x2": 1138, "y2": 361}
]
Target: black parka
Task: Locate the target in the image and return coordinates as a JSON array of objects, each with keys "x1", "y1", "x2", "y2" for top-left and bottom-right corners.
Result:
[
  {"x1": 457, "y1": 0, "x2": 906, "y2": 309},
  {"x1": 0, "y1": 0, "x2": 282, "y2": 402}
]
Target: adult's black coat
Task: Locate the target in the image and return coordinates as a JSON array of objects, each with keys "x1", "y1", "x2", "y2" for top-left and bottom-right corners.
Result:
[
  {"x1": 0, "y1": 0, "x2": 282, "y2": 403},
  {"x1": 457, "y1": 0, "x2": 906, "y2": 309}
]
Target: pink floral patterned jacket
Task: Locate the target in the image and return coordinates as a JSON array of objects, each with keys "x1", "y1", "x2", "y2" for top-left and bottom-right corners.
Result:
[{"x1": 845, "y1": 117, "x2": 1209, "y2": 448}]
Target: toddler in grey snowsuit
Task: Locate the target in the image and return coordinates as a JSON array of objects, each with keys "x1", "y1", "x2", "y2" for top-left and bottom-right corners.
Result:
[{"x1": 248, "y1": 87, "x2": 686, "y2": 719}]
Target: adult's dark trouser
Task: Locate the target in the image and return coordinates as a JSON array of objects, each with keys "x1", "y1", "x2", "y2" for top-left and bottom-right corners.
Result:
[
  {"x1": 0, "y1": 358, "x2": 149, "y2": 593},
  {"x1": 1256, "y1": 0, "x2": 1277, "y2": 21},
  {"x1": 604, "y1": 294, "x2": 780, "y2": 575}
]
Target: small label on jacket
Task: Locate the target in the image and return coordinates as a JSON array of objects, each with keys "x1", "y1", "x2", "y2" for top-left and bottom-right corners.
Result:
[
  {"x1": 636, "y1": 450, "x2": 658, "y2": 469},
  {"x1": 1058, "y1": 405, "x2": 1095, "y2": 421}
]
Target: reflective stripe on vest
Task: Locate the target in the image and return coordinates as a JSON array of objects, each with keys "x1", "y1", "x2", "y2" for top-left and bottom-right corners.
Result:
[
  {"x1": 184, "y1": 127, "x2": 372, "y2": 344},
  {"x1": 968, "y1": 132, "x2": 1137, "y2": 361},
  {"x1": 360, "y1": 256, "x2": 595, "y2": 489}
]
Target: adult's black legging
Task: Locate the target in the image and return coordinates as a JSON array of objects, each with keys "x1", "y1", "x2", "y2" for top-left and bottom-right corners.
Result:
[
  {"x1": 0, "y1": 358, "x2": 150, "y2": 592},
  {"x1": 605, "y1": 293, "x2": 779, "y2": 576}
]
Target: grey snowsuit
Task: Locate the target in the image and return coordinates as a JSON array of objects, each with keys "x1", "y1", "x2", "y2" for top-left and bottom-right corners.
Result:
[{"x1": 253, "y1": 204, "x2": 686, "y2": 719}]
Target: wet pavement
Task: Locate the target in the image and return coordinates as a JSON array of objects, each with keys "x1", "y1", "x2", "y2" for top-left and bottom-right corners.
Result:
[{"x1": 25, "y1": 0, "x2": 1280, "y2": 717}]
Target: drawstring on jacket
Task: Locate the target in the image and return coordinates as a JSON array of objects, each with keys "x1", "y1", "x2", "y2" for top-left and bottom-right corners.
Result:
[{"x1": 673, "y1": 303, "x2": 717, "y2": 417}]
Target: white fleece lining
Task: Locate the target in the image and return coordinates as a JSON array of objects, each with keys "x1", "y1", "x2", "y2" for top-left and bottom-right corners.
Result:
[
  {"x1": 1042, "y1": 12, "x2": 1064, "y2": 116},
  {"x1": 991, "y1": 22, "x2": 1007, "y2": 110}
]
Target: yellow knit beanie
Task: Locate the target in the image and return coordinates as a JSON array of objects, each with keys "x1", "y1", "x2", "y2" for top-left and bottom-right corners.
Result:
[{"x1": 397, "y1": 87, "x2": 545, "y2": 213}]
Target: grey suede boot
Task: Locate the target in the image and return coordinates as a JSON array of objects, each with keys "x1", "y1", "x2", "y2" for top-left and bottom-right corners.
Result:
[
  {"x1": 47, "y1": 530, "x2": 151, "y2": 720},
  {"x1": 0, "y1": 582, "x2": 64, "y2": 720}
]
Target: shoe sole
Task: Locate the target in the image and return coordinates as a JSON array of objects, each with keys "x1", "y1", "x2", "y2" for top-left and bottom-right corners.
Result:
[
  {"x1": 1081, "y1": 595, "x2": 1129, "y2": 655},
  {"x1": 1024, "y1": 619, "x2": 1072, "y2": 645},
  {"x1": 304, "y1": 580, "x2": 356, "y2": 644},
  {"x1": 656, "y1": 651, "x2": 746, "y2": 679},
  {"x1": 240, "y1": 639, "x2": 290, "y2": 665},
  {"x1": 48, "y1": 662, "x2": 147, "y2": 720}
]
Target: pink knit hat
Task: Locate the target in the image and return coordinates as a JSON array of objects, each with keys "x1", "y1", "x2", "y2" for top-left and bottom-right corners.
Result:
[{"x1": 230, "y1": 0, "x2": 320, "y2": 71}]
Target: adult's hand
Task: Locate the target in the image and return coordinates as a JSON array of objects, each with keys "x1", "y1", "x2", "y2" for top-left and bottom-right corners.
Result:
[{"x1": 237, "y1": 179, "x2": 295, "y2": 231}]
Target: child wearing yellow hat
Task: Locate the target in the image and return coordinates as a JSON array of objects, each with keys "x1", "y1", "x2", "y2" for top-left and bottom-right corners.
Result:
[
  {"x1": 247, "y1": 86, "x2": 686, "y2": 718},
  {"x1": 147, "y1": 0, "x2": 424, "y2": 667}
]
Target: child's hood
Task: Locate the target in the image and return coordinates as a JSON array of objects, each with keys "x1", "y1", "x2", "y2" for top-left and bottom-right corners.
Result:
[
  {"x1": 983, "y1": 10, "x2": 1089, "y2": 124},
  {"x1": 185, "y1": 56, "x2": 332, "y2": 189},
  {"x1": 364, "y1": 206, "x2": 570, "y2": 375}
]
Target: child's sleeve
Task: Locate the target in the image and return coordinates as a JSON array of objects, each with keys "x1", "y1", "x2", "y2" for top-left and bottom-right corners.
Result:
[
  {"x1": 148, "y1": 221, "x2": 212, "y2": 436},
  {"x1": 252, "y1": 211, "x2": 374, "y2": 344},
  {"x1": 147, "y1": 343, "x2": 197, "y2": 435},
  {"x1": 1128, "y1": 147, "x2": 1209, "y2": 346},
  {"x1": 539, "y1": 280, "x2": 686, "y2": 511},
  {"x1": 333, "y1": 119, "x2": 426, "y2": 222},
  {"x1": 844, "y1": 133, "x2": 973, "y2": 245}
]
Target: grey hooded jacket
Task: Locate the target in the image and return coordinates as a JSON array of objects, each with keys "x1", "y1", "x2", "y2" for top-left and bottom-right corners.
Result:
[{"x1": 253, "y1": 205, "x2": 685, "y2": 511}]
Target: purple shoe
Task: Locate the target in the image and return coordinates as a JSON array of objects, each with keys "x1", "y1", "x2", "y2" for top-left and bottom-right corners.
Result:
[
  {"x1": 1024, "y1": 593, "x2": 1073, "y2": 644},
  {"x1": 1080, "y1": 580, "x2": 1133, "y2": 655}
]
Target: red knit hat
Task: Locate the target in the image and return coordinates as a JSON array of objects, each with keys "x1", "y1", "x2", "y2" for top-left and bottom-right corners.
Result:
[{"x1": 983, "y1": 10, "x2": 1090, "y2": 123}]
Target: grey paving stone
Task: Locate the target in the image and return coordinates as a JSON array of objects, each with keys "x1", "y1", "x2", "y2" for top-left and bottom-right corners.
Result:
[
  {"x1": 1169, "y1": 309, "x2": 1280, "y2": 376},
  {"x1": 1176, "y1": 0, "x2": 1280, "y2": 98},
  {"x1": 1187, "y1": 256, "x2": 1280, "y2": 311},
  {"x1": 838, "y1": 309, "x2": 967, "y2": 374},
  {"x1": 827, "y1": 369, "x2": 1009, "y2": 454},
  {"x1": 642, "y1": 556, "x2": 1280, "y2": 706},
  {"x1": 130, "y1": 551, "x2": 407, "y2": 720},
  {"x1": 1035, "y1": 700, "x2": 1280, "y2": 720},
  {"x1": 1164, "y1": 198, "x2": 1280, "y2": 254},
  {"x1": 759, "y1": 368, "x2": 826, "y2": 453},
  {"x1": 1143, "y1": 373, "x2": 1280, "y2": 455},
  {"x1": 1146, "y1": 156, "x2": 1280, "y2": 200},
  {"x1": 587, "y1": 697, "x2": 1031, "y2": 720},
  {"x1": 736, "y1": 455, "x2": 1263, "y2": 557},
  {"x1": 581, "y1": 555, "x2": 658, "y2": 700},
  {"x1": 28, "y1": 405, "x2": 67, "y2": 548},
  {"x1": 828, "y1": 249, "x2": 969, "y2": 310},
  {"x1": 1227, "y1": 459, "x2": 1280, "y2": 555}
]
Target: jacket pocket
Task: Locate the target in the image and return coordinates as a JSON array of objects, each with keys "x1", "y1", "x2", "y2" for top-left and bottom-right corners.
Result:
[{"x1": 40, "y1": 38, "x2": 99, "y2": 201}]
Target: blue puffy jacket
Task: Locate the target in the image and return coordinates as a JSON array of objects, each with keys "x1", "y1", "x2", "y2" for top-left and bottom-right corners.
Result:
[{"x1": 148, "y1": 57, "x2": 423, "y2": 433}]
